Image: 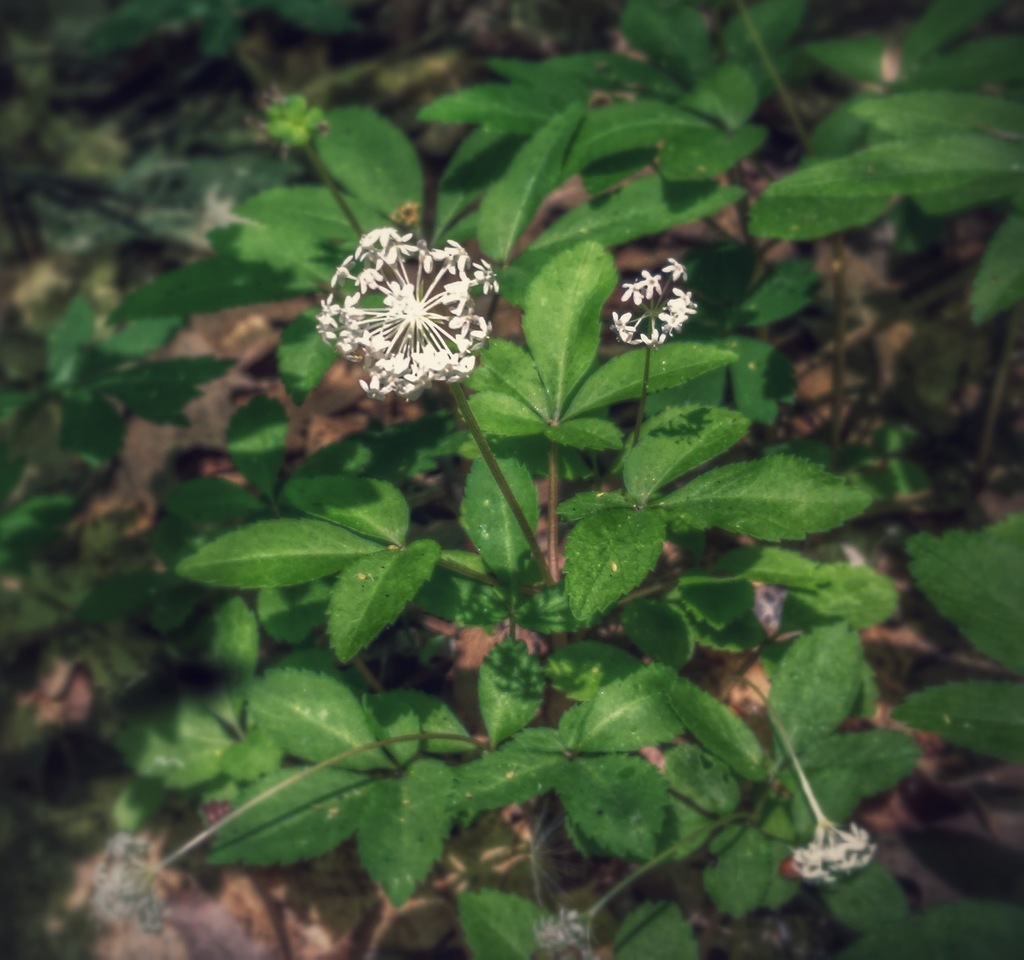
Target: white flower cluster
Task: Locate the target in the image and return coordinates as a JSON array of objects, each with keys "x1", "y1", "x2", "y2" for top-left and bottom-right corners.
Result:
[
  {"x1": 791, "y1": 821, "x2": 876, "y2": 884},
  {"x1": 534, "y1": 907, "x2": 594, "y2": 958},
  {"x1": 317, "y1": 227, "x2": 497, "y2": 400},
  {"x1": 612, "y1": 257, "x2": 697, "y2": 348},
  {"x1": 90, "y1": 833, "x2": 163, "y2": 933}
]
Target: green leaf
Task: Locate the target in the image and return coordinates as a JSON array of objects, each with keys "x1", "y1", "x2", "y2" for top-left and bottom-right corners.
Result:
[
  {"x1": 177, "y1": 519, "x2": 380, "y2": 588},
  {"x1": 723, "y1": 0, "x2": 807, "y2": 81},
  {"x1": 284, "y1": 474, "x2": 409, "y2": 545},
  {"x1": 559, "y1": 666, "x2": 682, "y2": 753},
  {"x1": 749, "y1": 192, "x2": 890, "y2": 240},
  {"x1": 454, "y1": 728, "x2": 566, "y2": 818},
  {"x1": 257, "y1": 580, "x2": 331, "y2": 644},
  {"x1": 435, "y1": 129, "x2": 521, "y2": 238},
  {"x1": 318, "y1": 106, "x2": 423, "y2": 216},
  {"x1": 327, "y1": 541, "x2": 441, "y2": 661},
  {"x1": 546, "y1": 641, "x2": 642, "y2": 701},
  {"x1": 555, "y1": 754, "x2": 669, "y2": 861},
  {"x1": 477, "y1": 101, "x2": 585, "y2": 261},
  {"x1": 663, "y1": 743, "x2": 740, "y2": 815},
  {"x1": 478, "y1": 638, "x2": 545, "y2": 746},
  {"x1": 904, "y1": 35, "x2": 1024, "y2": 91},
  {"x1": 563, "y1": 508, "x2": 666, "y2": 621},
  {"x1": 738, "y1": 259, "x2": 819, "y2": 326},
  {"x1": 365, "y1": 690, "x2": 471, "y2": 763},
  {"x1": 615, "y1": 901, "x2": 699, "y2": 960},
  {"x1": 624, "y1": 406, "x2": 750, "y2": 502},
  {"x1": 470, "y1": 391, "x2": 547, "y2": 437},
  {"x1": 704, "y1": 826, "x2": 773, "y2": 917},
  {"x1": 208, "y1": 767, "x2": 369, "y2": 866},
  {"x1": 620, "y1": 0, "x2": 714, "y2": 84},
  {"x1": 467, "y1": 339, "x2": 550, "y2": 417},
  {"x1": 726, "y1": 336, "x2": 794, "y2": 425},
  {"x1": 227, "y1": 396, "x2": 287, "y2": 497},
  {"x1": 521, "y1": 241, "x2": 617, "y2": 417},
  {"x1": 115, "y1": 698, "x2": 233, "y2": 789},
  {"x1": 458, "y1": 889, "x2": 545, "y2": 960},
  {"x1": 111, "y1": 259, "x2": 305, "y2": 324},
  {"x1": 821, "y1": 862, "x2": 909, "y2": 934},
  {"x1": 674, "y1": 575, "x2": 753, "y2": 630},
  {"x1": 545, "y1": 417, "x2": 621, "y2": 451},
  {"x1": 166, "y1": 477, "x2": 266, "y2": 525},
  {"x1": 278, "y1": 309, "x2": 337, "y2": 404},
  {"x1": 972, "y1": 214, "x2": 1024, "y2": 324},
  {"x1": 804, "y1": 37, "x2": 885, "y2": 83},
  {"x1": 207, "y1": 596, "x2": 259, "y2": 678},
  {"x1": 565, "y1": 101, "x2": 711, "y2": 173},
  {"x1": 246, "y1": 667, "x2": 383, "y2": 769},
  {"x1": 621, "y1": 599, "x2": 695, "y2": 669},
  {"x1": 0, "y1": 390, "x2": 31, "y2": 424},
  {"x1": 901, "y1": 0, "x2": 1006, "y2": 65},
  {"x1": 558, "y1": 489, "x2": 631, "y2": 521},
  {"x1": 851, "y1": 92, "x2": 1024, "y2": 139},
  {"x1": 906, "y1": 523, "x2": 1024, "y2": 672},
  {"x1": 419, "y1": 83, "x2": 563, "y2": 135},
  {"x1": 783, "y1": 564, "x2": 899, "y2": 631},
  {"x1": 112, "y1": 778, "x2": 165, "y2": 832},
  {"x1": 684, "y1": 62, "x2": 760, "y2": 130},
  {"x1": 836, "y1": 901, "x2": 1024, "y2": 960},
  {"x1": 460, "y1": 457, "x2": 539, "y2": 585},
  {"x1": 659, "y1": 455, "x2": 870, "y2": 540},
  {"x1": 564, "y1": 342, "x2": 737, "y2": 418},
  {"x1": 59, "y1": 392, "x2": 124, "y2": 463},
  {"x1": 356, "y1": 759, "x2": 453, "y2": 906},
  {"x1": 47, "y1": 296, "x2": 95, "y2": 387},
  {"x1": 219, "y1": 728, "x2": 283, "y2": 783},
  {"x1": 892, "y1": 681, "x2": 1024, "y2": 762},
  {"x1": 770, "y1": 623, "x2": 864, "y2": 749},
  {"x1": 89, "y1": 357, "x2": 232, "y2": 425},
  {"x1": 668, "y1": 679, "x2": 766, "y2": 780},
  {"x1": 660, "y1": 126, "x2": 767, "y2": 180}
]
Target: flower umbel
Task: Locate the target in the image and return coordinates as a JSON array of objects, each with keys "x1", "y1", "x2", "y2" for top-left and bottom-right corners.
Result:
[
  {"x1": 318, "y1": 228, "x2": 497, "y2": 399},
  {"x1": 791, "y1": 820, "x2": 876, "y2": 884},
  {"x1": 90, "y1": 833, "x2": 163, "y2": 933},
  {"x1": 612, "y1": 257, "x2": 697, "y2": 348},
  {"x1": 533, "y1": 907, "x2": 595, "y2": 959}
]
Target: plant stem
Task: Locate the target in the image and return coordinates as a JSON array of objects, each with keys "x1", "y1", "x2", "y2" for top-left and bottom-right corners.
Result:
[
  {"x1": 450, "y1": 382, "x2": 556, "y2": 587},
  {"x1": 156, "y1": 732, "x2": 482, "y2": 872},
  {"x1": 547, "y1": 440, "x2": 560, "y2": 583},
  {"x1": 302, "y1": 143, "x2": 363, "y2": 236},
  {"x1": 975, "y1": 305, "x2": 1021, "y2": 483},
  {"x1": 630, "y1": 345, "x2": 652, "y2": 449}
]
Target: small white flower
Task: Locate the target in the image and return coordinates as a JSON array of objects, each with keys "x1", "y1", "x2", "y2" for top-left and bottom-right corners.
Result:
[
  {"x1": 534, "y1": 907, "x2": 594, "y2": 958},
  {"x1": 317, "y1": 227, "x2": 497, "y2": 399},
  {"x1": 612, "y1": 259, "x2": 696, "y2": 347},
  {"x1": 90, "y1": 833, "x2": 163, "y2": 933},
  {"x1": 791, "y1": 821, "x2": 876, "y2": 884}
]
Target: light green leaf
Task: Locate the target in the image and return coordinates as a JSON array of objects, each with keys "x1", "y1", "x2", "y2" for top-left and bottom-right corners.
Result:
[
  {"x1": 906, "y1": 522, "x2": 1024, "y2": 672},
  {"x1": 257, "y1": 580, "x2": 331, "y2": 645},
  {"x1": 318, "y1": 106, "x2": 423, "y2": 216},
  {"x1": 207, "y1": 596, "x2": 259, "y2": 678},
  {"x1": 621, "y1": 599, "x2": 696, "y2": 669},
  {"x1": 659, "y1": 455, "x2": 870, "y2": 540},
  {"x1": 478, "y1": 101, "x2": 585, "y2": 261},
  {"x1": 469, "y1": 391, "x2": 547, "y2": 437},
  {"x1": 704, "y1": 826, "x2": 773, "y2": 917},
  {"x1": 466, "y1": 339, "x2": 549, "y2": 417},
  {"x1": 328, "y1": 541, "x2": 441, "y2": 661},
  {"x1": 804, "y1": 37, "x2": 885, "y2": 83},
  {"x1": 563, "y1": 507, "x2": 666, "y2": 621},
  {"x1": 545, "y1": 641, "x2": 642, "y2": 701},
  {"x1": 559, "y1": 665, "x2": 682, "y2": 752},
  {"x1": 356, "y1": 759, "x2": 453, "y2": 906},
  {"x1": 283, "y1": 474, "x2": 409, "y2": 545},
  {"x1": 660, "y1": 125, "x2": 767, "y2": 180},
  {"x1": 177, "y1": 519, "x2": 380, "y2": 588},
  {"x1": 219, "y1": 728, "x2": 283, "y2": 783},
  {"x1": 615, "y1": 901, "x2": 698, "y2": 960},
  {"x1": 564, "y1": 342, "x2": 737, "y2": 418},
  {"x1": 555, "y1": 754, "x2": 669, "y2": 861},
  {"x1": 479, "y1": 637, "x2": 545, "y2": 746},
  {"x1": 47, "y1": 296, "x2": 95, "y2": 387},
  {"x1": 545, "y1": 418, "x2": 622, "y2": 451},
  {"x1": 116, "y1": 698, "x2": 233, "y2": 790},
  {"x1": 749, "y1": 192, "x2": 890, "y2": 240},
  {"x1": 227, "y1": 396, "x2": 287, "y2": 497},
  {"x1": 836, "y1": 901, "x2": 1024, "y2": 960},
  {"x1": 625, "y1": 406, "x2": 750, "y2": 502},
  {"x1": 668, "y1": 678, "x2": 766, "y2": 780},
  {"x1": 821, "y1": 862, "x2": 909, "y2": 934},
  {"x1": 663, "y1": 743, "x2": 741, "y2": 815},
  {"x1": 892, "y1": 681, "x2": 1024, "y2": 762},
  {"x1": 770, "y1": 623, "x2": 864, "y2": 749},
  {"x1": 166, "y1": 477, "x2": 265, "y2": 525},
  {"x1": 972, "y1": 214, "x2": 1024, "y2": 324},
  {"x1": 208, "y1": 767, "x2": 370, "y2": 866},
  {"x1": 419, "y1": 83, "x2": 562, "y2": 135},
  {"x1": 278, "y1": 309, "x2": 337, "y2": 404},
  {"x1": 459, "y1": 889, "x2": 545, "y2": 960},
  {"x1": 460, "y1": 457, "x2": 539, "y2": 585},
  {"x1": 521, "y1": 241, "x2": 617, "y2": 417},
  {"x1": 851, "y1": 92, "x2": 1024, "y2": 139}
]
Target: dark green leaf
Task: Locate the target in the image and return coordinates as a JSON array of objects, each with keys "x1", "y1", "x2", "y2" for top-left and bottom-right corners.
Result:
[
  {"x1": 435, "y1": 129, "x2": 521, "y2": 238},
  {"x1": 738, "y1": 259, "x2": 819, "y2": 327},
  {"x1": 660, "y1": 126, "x2": 767, "y2": 180},
  {"x1": 972, "y1": 214, "x2": 1024, "y2": 324},
  {"x1": 546, "y1": 641, "x2": 642, "y2": 701},
  {"x1": 419, "y1": 83, "x2": 563, "y2": 135},
  {"x1": 620, "y1": 0, "x2": 714, "y2": 84},
  {"x1": 663, "y1": 743, "x2": 740, "y2": 815},
  {"x1": 821, "y1": 862, "x2": 909, "y2": 934},
  {"x1": 257, "y1": 580, "x2": 331, "y2": 644},
  {"x1": 851, "y1": 92, "x2": 1024, "y2": 139},
  {"x1": 227, "y1": 396, "x2": 287, "y2": 497},
  {"x1": 545, "y1": 417, "x2": 622, "y2": 451},
  {"x1": 365, "y1": 690, "x2": 471, "y2": 763},
  {"x1": 479, "y1": 637, "x2": 545, "y2": 745},
  {"x1": 684, "y1": 62, "x2": 760, "y2": 130},
  {"x1": 803, "y1": 37, "x2": 885, "y2": 83},
  {"x1": 91, "y1": 357, "x2": 233, "y2": 425},
  {"x1": 901, "y1": 0, "x2": 1006, "y2": 65},
  {"x1": 704, "y1": 826, "x2": 773, "y2": 917},
  {"x1": 278, "y1": 310, "x2": 337, "y2": 404},
  {"x1": 219, "y1": 728, "x2": 282, "y2": 783},
  {"x1": 727, "y1": 336, "x2": 795, "y2": 424},
  {"x1": 166, "y1": 477, "x2": 266, "y2": 525},
  {"x1": 284, "y1": 474, "x2": 409, "y2": 545},
  {"x1": 675, "y1": 575, "x2": 753, "y2": 630},
  {"x1": 470, "y1": 391, "x2": 548, "y2": 437},
  {"x1": 59, "y1": 392, "x2": 123, "y2": 463},
  {"x1": 207, "y1": 596, "x2": 259, "y2": 679},
  {"x1": 467, "y1": 339, "x2": 550, "y2": 417},
  {"x1": 458, "y1": 889, "x2": 545, "y2": 960},
  {"x1": 615, "y1": 900, "x2": 698, "y2": 960},
  {"x1": 47, "y1": 296, "x2": 95, "y2": 387},
  {"x1": 621, "y1": 599, "x2": 696, "y2": 669}
]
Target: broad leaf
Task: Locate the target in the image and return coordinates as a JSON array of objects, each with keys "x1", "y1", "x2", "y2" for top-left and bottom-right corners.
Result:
[
  {"x1": 459, "y1": 889, "x2": 545, "y2": 960},
  {"x1": 621, "y1": 0, "x2": 714, "y2": 84},
  {"x1": 663, "y1": 743, "x2": 741, "y2": 815},
  {"x1": 364, "y1": 689, "x2": 471, "y2": 764},
  {"x1": 328, "y1": 541, "x2": 440, "y2": 661},
  {"x1": 91, "y1": 357, "x2": 232, "y2": 425},
  {"x1": 901, "y1": 0, "x2": 1006, "y2": 65},
  {"x1": 419, "y1": 83, "x2": 563, "y2": 135},
  {"x1": 278, "y1": 310, "x2": 337, "y2": 404},
  {"x1": 469, "y1": 391, "x2": 547, "y2": 437},
  {"x1": 227, "y1": 396, "x2": 287, "y2": 497},
  {"x1": 660, "y1": 126, "x2": 767, "y2": 181},
  {"x1": 478, "y1": 637, "x2": 545, "y2": 746},
  {"x1": 822, "y1": 862, "x2": 909, "y2": 934},
  {"x1": 621, "y1": 599, "x2": 695, "y2": 669},
  {"x1": 851, "y1": 92, "x2": 1024, "y2": 139},
  {"x1": 467, "y1": 339, "x2": 550, "y2": 417},
  {"x1": 166, "y1": 477, "x2": 265, "y2": 525},
  {"x1": 615, "y1": 901, "x2": 698, "y2": 960},
  {"x1": 177, "y1": 519, "x2": 380, "y2": 588},
  {"x1": 659, "y1": 455, "x2": 870, "y2": 541},
  {"x1": 546, "y1": 641, "x2": 642, "y2": 700},
  {"x1": 257, "y1": 580, "x2": 331, "y2": 645},
  {"x1": 971, "y1": 214, "x2": 1024, "y2": 324},
  {"x1": 704, "y1": 826, "x2": 773, "y2": 917},
  {"x1": 284, "y1": 474, "x2": 409, "y2": 545},
  {"x1": 206, "y1": 596, "x2": 259, "y2": 678},
  {"x1": 59, "y1": 392, "x2": 124, "y2": 463},
  {"x1": 434, "y1": 129, "x2": 521, "y2": 238},
  {"x1": 803, "y1": 37, "x2": 885, "y2": 83},
  {"x1": 47, "y1": 296, "x2": 95, "y2": 387},
  {"x1": 545, "y1": 418, "x2": 622, "y2": 451}
]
